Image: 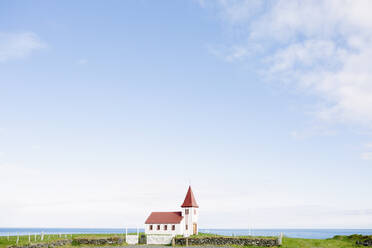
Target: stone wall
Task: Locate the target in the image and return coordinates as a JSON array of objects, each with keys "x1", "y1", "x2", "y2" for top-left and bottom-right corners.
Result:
[
  {"x1": 356, "y1": 238, "x2": 372, "y2": 246},
  {"x1": 8, "y1": 239, "x2": 72, "y2": 248},
  {"x1": 73, "y1": 237, "x2": 124, "y2": 245},
  {"x1": 175, "y1": 237, "x2": 279, "y2": 247},
  {"x1": 334, "y1": 234, "x2": 372, "y2": 246}
]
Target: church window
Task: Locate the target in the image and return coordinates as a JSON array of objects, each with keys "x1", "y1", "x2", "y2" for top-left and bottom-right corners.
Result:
[
  {"x1": 150, "y1": 225, "x2": 153, "y2": 230},
  {"x1": 172, "y1": 225, "x2": 175, "y2": 231},
  {"x1": 186, "y1": 224, "x2": 188, "y2": 230},
  {"x1": 194, "y1": 209, "x2": 196, "y2": 214},
  {"x1": 185, "y1": 209, "x2": 189, "y2": 215},
  {"x1": 164, "y1": 225, "x2": 167, "y2": 230},
  {"x1": 157, "y1": 225, "x2": 160, "y2": 230}
]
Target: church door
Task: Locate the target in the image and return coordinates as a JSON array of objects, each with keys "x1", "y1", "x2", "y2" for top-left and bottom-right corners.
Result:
[{"x1": 193, "y1": 223, "x2": 197, "y2": 235}]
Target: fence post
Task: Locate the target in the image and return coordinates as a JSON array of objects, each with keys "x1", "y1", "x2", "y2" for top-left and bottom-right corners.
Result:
[
  {"x1": 278, "y1": 232, "x2": 283, "y2": 245},
  {"x1": 186, "y1": 238, "x2": 188, "y2": 246},
  {"x1": 34, "y1": 233, "x2": 37, "y2": 241},
  {"x1": 41, "y1": 232, "x2": 44, "y2": 241},
  {"x1": 16, "y1": 234, "x2": 19, "y2": 245},
  {"x1": 172, "y1": 237, "x2": 175, "y2": 247},
  {"x1": 29, "y1": 233, "x2": 31, "y2": 243},
  {"x1": 7, "y1": 233, "x2": 9, "y2": 241}
]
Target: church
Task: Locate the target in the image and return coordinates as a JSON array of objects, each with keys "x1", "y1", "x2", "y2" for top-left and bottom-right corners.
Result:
[{"x1": 144, "y1": 186, "x2": 199, "y2": 237}]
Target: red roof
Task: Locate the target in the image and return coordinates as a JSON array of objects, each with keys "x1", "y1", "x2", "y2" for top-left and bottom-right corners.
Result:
[
  {"x1": 145, "y1": 211, "x2": 183, "y2": 224},
  {"x1": 181, "y1": 186, "x2": 199, "y2": 208}
]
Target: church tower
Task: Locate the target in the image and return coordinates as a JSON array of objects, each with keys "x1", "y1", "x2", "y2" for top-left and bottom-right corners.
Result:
[{"x1": 181, "y1": 186, "x2": 199, "y2": 237}]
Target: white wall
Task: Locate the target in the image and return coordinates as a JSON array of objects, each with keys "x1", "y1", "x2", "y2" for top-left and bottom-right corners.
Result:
[
  {"x1": 145, "y1": 221, "x2": 184, "y2": 236},
  {"x1": 126, "y1": 235, "x2": 138, "y2": 245},
  {"x1": 182, "y1": 207, "x2": 198, "y2": 237},
  {"x1": 146, "y1": 235, "x2": 174, "y2": 245}
]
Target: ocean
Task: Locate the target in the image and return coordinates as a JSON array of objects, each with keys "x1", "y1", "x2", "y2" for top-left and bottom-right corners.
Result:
[{"x1": 0, "y1": 228, "x2": 371, "y2": 239}]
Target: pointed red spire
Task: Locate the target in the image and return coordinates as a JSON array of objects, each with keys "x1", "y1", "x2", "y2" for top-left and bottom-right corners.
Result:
[{"x1": 181, "y1": 186, "x2": 199, "y2": 208}]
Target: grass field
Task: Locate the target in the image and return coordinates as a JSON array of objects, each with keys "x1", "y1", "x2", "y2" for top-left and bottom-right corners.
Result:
[
  {"x1": 0, "y1": 234, "x2": 67, "y2": 248},
  {"x1": 0, "y1": 233, "x2": 130, "y2": 248},
  {"x1": 279, "y1": 236, "x2": 359, "y2": 248},
  {"x1": 0, "y1": 233, "x2": 366, "y2": 248}
]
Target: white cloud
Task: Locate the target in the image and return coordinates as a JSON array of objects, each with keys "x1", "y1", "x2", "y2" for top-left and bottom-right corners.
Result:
[
  {"x1": 361, "y1": 142, "x2": 372, "y2": 160},
  {"x1": 0, "y1": 32, "x2": 46, "y2": 62},
  {"x1": 366, "y1": 143, "x2": 372, "y2": 149},
  {"x1": 208, "y1": 44, "x2": 253, "y2": 62},
  {"x1": 217, "y1": 0, "x2": 264, "y2": 24},
  {"x1": 290, "y1": 124, "x2": 337, "y2": 140},
  {"x1": 201, "y1": 0, "x2": 372, "y2": 129},
  {"x1": 361, "y1": 152, "x2": 372, "y2": 161}
]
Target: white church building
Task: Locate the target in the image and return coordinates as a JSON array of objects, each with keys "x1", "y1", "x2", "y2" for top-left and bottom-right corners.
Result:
[{"x1": 144, "y1": 186, "x2": 199, "y2": 237}]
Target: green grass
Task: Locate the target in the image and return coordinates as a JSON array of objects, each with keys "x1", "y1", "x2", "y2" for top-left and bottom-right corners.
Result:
[
  {"x1": 0, "y1": 233, "x2": 366, "y2": 248},
  {"x1": 279, "y1": 236, "x2": 359, "y2": 248},
  {"x1": 0, "y1": 233, "x2": 137, "y2": 248},
  {"x1": 231, "y1": 237, "x2": 360, "y2": 248},
  {"x1": 0, "y1": 234, "x2": 70, "y2": 248}
]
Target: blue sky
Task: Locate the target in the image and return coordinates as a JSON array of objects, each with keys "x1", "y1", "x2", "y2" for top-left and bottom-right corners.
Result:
[{"x1": 1, "y1": 0, "x2": 372, "y2": 228}]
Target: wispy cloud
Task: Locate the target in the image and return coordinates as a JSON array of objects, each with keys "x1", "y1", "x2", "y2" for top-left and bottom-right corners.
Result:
[
  {"x1": 0, "y1": 32, "x2": 46, "y2": 62},
  {"x1": 290, "y1": 124, "x2": 337, "y2": 140},
  {"x1": 361, "y1": 143, "x2": 372, "y2": 160},
  {"x1": 365, "y1": 143, "x2": 372, "y2": 149},
  {"x1": 208, "y1": 43, "x2": 261, "y2": 62},
  {"x1": 200, "y1": 0, "x2": 264, "y2": 24},
  {"x1": 361, "y1": 152, "x2": 372, "y2": 160},
  {"x1": 200, "y1": 0, "x2": 372, "y2": 129}
]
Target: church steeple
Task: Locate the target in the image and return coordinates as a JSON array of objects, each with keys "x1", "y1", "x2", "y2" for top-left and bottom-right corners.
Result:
[{"x1": 181, "y1": 186, "x2": 199, "y2": 208}]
